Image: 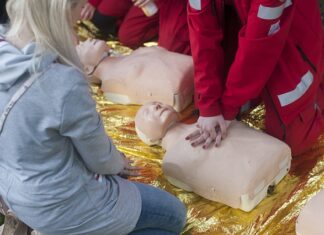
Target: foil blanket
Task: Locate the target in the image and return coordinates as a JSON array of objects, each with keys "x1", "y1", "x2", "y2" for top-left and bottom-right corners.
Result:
[
  {"x1": 91, "y1": 85, "x2": 324, "y2": 235},
  {"x1": 78, "y1": 19, "x2": 324, "y2": 235}
]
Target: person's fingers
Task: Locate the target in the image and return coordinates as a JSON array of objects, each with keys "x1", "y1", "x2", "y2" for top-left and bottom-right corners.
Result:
[
  {"x1": 214, "y1": 132, "x2": 222, "y2": 147},
  {"x1": 138, "y1": 0, "x2": 151, "y2": 7},
  {"x1": 191, "y1": 135, "x2": 206, "y2": 147},
  {"x1": 202, "y1": 131, "x2": 210, "y2": 140},
  {"x1": 133, "y1": 0, "x2": 150, "y2": 7},
  {"x1": 83, "y1": 9, "x2": 92, "y2": 20},
  {"x1": 132, "y1": 0, "x2": 141, "y2": 6},
  {"x1": 203, "y1": 136, "x2": 215, "y2": 149},
  {"x1": 88, "y1": 9, "x2": 95, "y2": 20},
  {"x1": 208, "y1": 127, "x2": 217, "y2": 140},
  {"x1": 84, "y1": 13, "x2": 90, "y2": 20},
  {"x1": 124, "y1": 165, "x2": 142, "y2": 171},
  {"x1": 80, "y1": 11, "x2": 86, "y2": 20},
  {"x1": 120, "y1": 169, "x2": 141, "y2": 176},
  {"x1": 219, "y1": 121, "x2": 227, "y2": 139},
  {"x1": 185, "y1": 129, "x2": 201, "y2": 140}
]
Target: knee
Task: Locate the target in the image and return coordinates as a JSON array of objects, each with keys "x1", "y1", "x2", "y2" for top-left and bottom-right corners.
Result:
[
  {"x1": 172, "y1": 199, "x2": 187, "y2": 233},
  {"x1": 118, "y1": 28, "x2": 141, "y2": 49}
]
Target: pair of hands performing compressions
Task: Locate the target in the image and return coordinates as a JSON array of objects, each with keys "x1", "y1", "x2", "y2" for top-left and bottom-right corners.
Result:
[
  {"x1": 186, "y1": 115, "x2": 232, "y2": 149},
  {"x1": 80, "y1": 0, "x2": 156, "y2": 20}
]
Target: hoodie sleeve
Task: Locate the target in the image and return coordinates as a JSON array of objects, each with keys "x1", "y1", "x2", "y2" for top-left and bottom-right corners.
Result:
[{"x1": 59, "y1": 72, "x2": 124, "y2": 175}]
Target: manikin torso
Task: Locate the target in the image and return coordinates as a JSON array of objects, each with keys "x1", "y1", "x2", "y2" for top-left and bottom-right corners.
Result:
[
  {"x1": 296, "y1": 189, "x2": 324, "y2": 235},
  {"x1": 97, "y1": 46, "x2": 194, "y2": 112},
  {"x1": 161, "y1": 121, "x2": 292, "y2": 211}
]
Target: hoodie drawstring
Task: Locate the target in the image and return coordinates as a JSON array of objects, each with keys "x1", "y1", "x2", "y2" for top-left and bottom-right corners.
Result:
[{"x1": 0, "y1": 67, "x2": 49, "y2": 134}]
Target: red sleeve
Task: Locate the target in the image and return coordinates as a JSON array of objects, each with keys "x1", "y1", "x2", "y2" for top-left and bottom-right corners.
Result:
[
  {"x1": 88, "y1": 0, "x2": 102, "y2": 7},
  {"x1": 221, "y1": 0, "x2": 296, "y2": 119},
  {"x1": 187, "y1": 0, "x2": 225, "y2": 117}
]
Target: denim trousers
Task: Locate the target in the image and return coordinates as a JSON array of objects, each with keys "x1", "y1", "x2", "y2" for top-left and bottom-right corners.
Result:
[{"x1": 128, "y1": 182, "x2": 187, "y2": 235}]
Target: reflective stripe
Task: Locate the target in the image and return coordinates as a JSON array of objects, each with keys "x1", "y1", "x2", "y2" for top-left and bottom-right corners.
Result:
[
  {"x1": 257, "y1": 0, "x2": 292, "y2": 20},
  {"x1": 278, "y1": 71, "x2": 313, "y2": 107},
  {"x1": 240, "y1": 101, "x2": 251, "y2": 113},
  {"x1": 268, "y1": 21, "x2": 281, "y2": 35},
  {"x1": 189, "y1": 0, "x2": 201, "y2": 10}
]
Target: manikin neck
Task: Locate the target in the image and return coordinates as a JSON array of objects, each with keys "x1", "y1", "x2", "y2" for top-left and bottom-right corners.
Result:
[{"x1": 161, "y1": 120, "x2": 180, "y2": 149}]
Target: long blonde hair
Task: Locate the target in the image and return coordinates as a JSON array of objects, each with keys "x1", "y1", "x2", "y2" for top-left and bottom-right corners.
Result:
[{"x1": 5, "y1": 0, "x2": 83, "y2": 70}]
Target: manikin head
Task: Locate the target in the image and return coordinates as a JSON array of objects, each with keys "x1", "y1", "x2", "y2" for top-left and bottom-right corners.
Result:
[{"x1": 135, "y1": 102, "x2": 178, "y2": 145}]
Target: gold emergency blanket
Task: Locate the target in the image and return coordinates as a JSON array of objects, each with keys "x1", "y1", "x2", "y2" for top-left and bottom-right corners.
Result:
[
  {"x1": 78, "y1": 22, "x2": 324, "y2": 235},
  {"x1": 91, "y1": 86, "x2": 324, "y2": 235}
]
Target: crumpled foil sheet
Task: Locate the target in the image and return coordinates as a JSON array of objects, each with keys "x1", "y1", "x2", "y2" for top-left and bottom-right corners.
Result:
[
  {"x1": 79, "y1": 21, "x2": 324, "y2": 235},
  {"x1": 91, "y1": 85, "x2": 324, "y2": 235}
]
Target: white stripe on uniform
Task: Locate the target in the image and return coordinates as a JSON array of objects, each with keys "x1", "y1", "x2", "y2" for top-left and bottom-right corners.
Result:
[
  {"x1": 257, "y1": 0, "x2": 292, "y2": 20},
  {"x1": 189, "y1": 0, "x2": 201, "y2": 10},
  {"x1": 278, "y1": 71, "x2": 313, "y2": 107}
]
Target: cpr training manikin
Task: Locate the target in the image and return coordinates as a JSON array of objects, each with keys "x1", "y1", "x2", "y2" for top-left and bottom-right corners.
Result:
[
  {"x1": 135, "y1": 102, "x2": 292, "y2": 211},
  {"x1": 296, "y1": 189, "x2": 324, "y2": 235},
  {"x1": 77, "y1": 39, "x2": 194, "y2": 112}
]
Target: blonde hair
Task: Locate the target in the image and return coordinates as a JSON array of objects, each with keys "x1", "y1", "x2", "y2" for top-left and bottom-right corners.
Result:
[{"x1": 6, "y1": 0, "x2": 83, "y2": 70}]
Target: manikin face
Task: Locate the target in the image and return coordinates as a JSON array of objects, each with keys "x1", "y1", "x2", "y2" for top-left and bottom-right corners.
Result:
[
  {"x1": 76, "y1": 39, "x2": 109, "y2": 67},
  {"x1": 135, "y1": 102, "x2": 178, "y2": 143}
]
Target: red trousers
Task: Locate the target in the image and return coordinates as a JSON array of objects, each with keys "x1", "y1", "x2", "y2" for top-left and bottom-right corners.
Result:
[
  {"x1": 158, "y1": 0, "x2": 191, "y2": 55},
  {"x1": 95, "y1": 0, "x2": 159, "y2": 48},
  {"x1": 264, "y1": 85, "x2": 324, "y2": 156},
  {"x1": 94, "y1": 0, "x2": 190, "y2": 54}
]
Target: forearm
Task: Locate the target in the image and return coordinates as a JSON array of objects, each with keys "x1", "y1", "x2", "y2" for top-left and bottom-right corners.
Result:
[{"x1": 188, "y1": 0, "x2": 226, "y2": 116}]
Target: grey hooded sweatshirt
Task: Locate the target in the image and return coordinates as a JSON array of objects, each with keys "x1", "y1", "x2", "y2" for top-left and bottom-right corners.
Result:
[{"x1": 0, "y1": 36, "x2": 141, "y2": 235}]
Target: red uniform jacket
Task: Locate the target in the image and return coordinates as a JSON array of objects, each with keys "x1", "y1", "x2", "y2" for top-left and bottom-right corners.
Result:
[
  {"x1": 89, "y1": 0, "x2": 101, "y2": 7},
  {"x1": 188, "y1": 0, "x2": 324, "y2": 125}
]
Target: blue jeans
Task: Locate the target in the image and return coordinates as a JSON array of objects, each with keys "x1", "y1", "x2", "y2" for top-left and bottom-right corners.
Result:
[{"x1": 129, "y1": 182, "x2": 187, "y2": 235}]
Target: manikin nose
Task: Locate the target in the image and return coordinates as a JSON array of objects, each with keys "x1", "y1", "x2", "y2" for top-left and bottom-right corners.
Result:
[{"x1": 155, "y1": 103, "x2": 162, "y2": 110}]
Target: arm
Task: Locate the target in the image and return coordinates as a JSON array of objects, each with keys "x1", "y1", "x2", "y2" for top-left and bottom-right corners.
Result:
[
  {"x1": 221, "y1": 0, "x2": 296, "y2": 119},
  {"x1": 81, "y1": 0, "x2": 100, "y2": 20},
  {"x1": 60, "y1": 73, "x2": 124, "y2": 175},
  {"x1": 187, "y1": 0, "x2": 225, "y2": 117},
  {"x1": 186, "y1": 0, "x2": 229, "y2": 148},
  {"x1": 88, "y1": 0, "x2": 102, "y2": 8}
]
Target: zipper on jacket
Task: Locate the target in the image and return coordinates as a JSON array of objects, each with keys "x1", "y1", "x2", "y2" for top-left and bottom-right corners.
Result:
[
  {"x1": 296, "y1": 44, "x2": 317, "y2": 73},
  {"x1": 265, "y1": 88, "x2": 287, "y2": 141}
]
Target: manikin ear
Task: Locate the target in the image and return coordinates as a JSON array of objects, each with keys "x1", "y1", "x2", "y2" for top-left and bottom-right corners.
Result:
[
  {"x1": 84, "y1": 65, "x2": 94, "y2": 75},
  {"x1": 135, "y1": 126, "x2": 162, "y2": 146}
]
